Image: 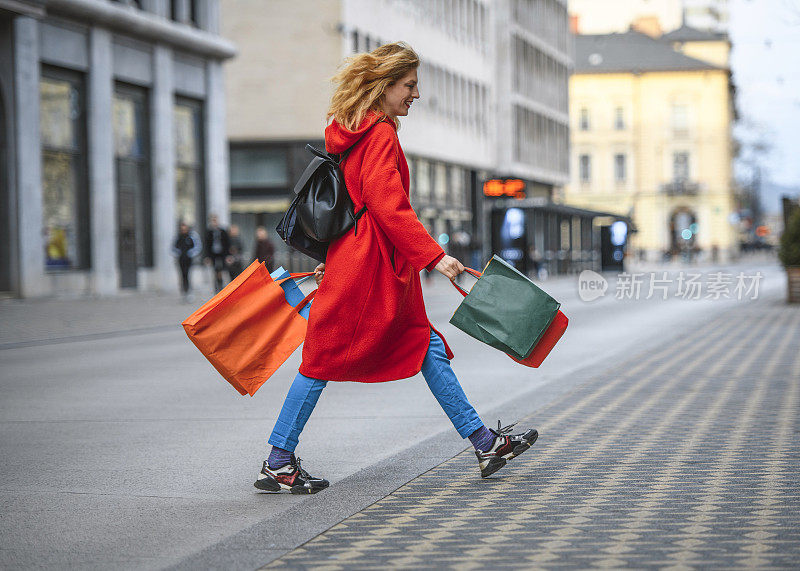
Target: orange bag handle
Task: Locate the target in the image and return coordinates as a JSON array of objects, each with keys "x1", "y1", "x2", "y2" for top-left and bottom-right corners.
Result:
[{"x1": 450, "y1": 268, "x2": 482, "y2": 298}]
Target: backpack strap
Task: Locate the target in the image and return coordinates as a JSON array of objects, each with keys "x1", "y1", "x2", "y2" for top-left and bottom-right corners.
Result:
[{"x1": 353, "y1": 205, "x2": 367, "y2": 236}]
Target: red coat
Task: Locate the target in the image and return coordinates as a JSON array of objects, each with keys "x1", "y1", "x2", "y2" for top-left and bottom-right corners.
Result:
[{"x1": 299, "y1": 111, "x2": 453, "y2": 382}]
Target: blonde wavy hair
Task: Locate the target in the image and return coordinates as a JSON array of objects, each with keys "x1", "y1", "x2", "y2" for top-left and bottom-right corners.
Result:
[{"x1": 327, "y1": 42, "x2": 420, "y2": 131}]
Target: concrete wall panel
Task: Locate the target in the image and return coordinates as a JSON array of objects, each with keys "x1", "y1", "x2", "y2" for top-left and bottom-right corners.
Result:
[
  {"x1": 14, "y1": 16, "x2": 46, "y2": 297},
  {"x1": 173, "y1": 52, "x2": 206, "y2": 98},
  {"x1": 113, "y1": 36, "x2": 153, "y2": 86},
  {"x1": 222, "y1": 0, "x2": 342, "y2": 140},
  {"x1": 88, "y1": 27, "x2": 118, "y2": 295},
  {"x1": 40, "y1": 21, "x2": 89, "y2": 71}
]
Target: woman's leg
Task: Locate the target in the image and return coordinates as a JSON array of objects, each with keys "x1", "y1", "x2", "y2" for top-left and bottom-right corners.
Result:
[
  {"x1": 255, "y1": 371, "x2": 330, "y2": 493},
  {"x1": 421, "y1": 329, "x2": 488, "y2": 441},
  {"x1": 421, "y1": 329, "x2": 540, "y2": 478},
  {"x1": 268, "y1": 371, "x2": 327, "y2": 462}
]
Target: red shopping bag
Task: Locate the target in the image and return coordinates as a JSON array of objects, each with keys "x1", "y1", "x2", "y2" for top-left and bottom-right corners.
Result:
[
  {"x1": 452, "y1": 268, "x2": 568, "y2": 368},
  {"x1": 182, "y1": 260, "x2": 315, "y2": 396},
  {"x1": 507, "y1": 310, "x2": 569, "y2": 367}
]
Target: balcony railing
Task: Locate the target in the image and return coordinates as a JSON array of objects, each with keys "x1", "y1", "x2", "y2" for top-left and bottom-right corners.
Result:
[{"x1": 661, "y1": 180, "x2": 700, "y2": 196}]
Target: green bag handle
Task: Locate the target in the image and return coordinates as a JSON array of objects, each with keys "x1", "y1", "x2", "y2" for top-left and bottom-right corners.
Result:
[{"x1": 450, "y1": 268, "x2": 482, "y2": 298}]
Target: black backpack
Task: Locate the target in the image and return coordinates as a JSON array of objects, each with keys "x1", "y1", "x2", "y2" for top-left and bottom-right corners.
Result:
[{"x1": 276, "y1": 120, "x2": 382, "y2": 262}]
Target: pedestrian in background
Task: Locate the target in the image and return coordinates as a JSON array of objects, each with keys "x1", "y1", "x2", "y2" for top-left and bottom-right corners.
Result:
[
  {"x1": 226, "y1": 224, "x2": 245, "y2": 280},
  {"x1": 254, "y1": 226, "x2": 275, "y2": 272},
  {"x1": 171, "y1": 221, "x2": 202, "y2": 302},
  {"x1": 255, "y1": 42, "x2": 538, "y2": 495},
  {"x1": 204, "y1": 214, "x2": 229, "y2": 293}
]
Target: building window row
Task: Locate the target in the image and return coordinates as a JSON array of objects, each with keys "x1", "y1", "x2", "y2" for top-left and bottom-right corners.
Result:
[
  {"x1": 511, "y1": 0, "x2": 569, "y2": 54},
  {"x1": 396, "y1": 0, "x2": 489, "y2": 53},
  {"x1": 39, "y1": 66, "x2": 206, "y2": 272},
  {"x1": 578, "y1": 106, "x2": 628, "y2": 131},
  {"x1": 512, "y1": 35, "x2": 568, "y2": 113},
  {"x1": 350, "y1": 30, "x2": 385, "y2": 54},
  {"x1": 417, "y1": 60, "x2": 489, "y2": 135},
  {"x1": 109, "y1": 0, "x2": 202, "y2": 28},
  {"x1": 513, "y1": 105, "x2": 568, "y2": 174},
  {"x1": 409, "y1": 157, "x2": 471, "y2": 211},
  {"x1": 576, "y1": 152, "x2": 629, "y2": 184}
]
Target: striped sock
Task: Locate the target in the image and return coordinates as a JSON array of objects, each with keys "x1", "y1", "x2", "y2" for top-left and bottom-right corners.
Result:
[
  {"x1": 468, "y1": 426, "x2": 495, "y2": 452},
  {"x1": 267, "y1": 446, "x2": 293, "y2": 470}
]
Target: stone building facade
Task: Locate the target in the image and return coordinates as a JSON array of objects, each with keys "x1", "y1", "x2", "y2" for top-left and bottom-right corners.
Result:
[
  {"x1": 564, "y1": 26, "x2": 738, "y2": 262},
  {"x1": 0, "y1": 0, "x2": 234, "y2": 297}
]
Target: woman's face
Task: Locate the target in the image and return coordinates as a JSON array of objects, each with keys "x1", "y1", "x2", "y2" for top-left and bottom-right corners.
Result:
[{"x1": 381, "y1": 69, "x2": 420, "y2": 118}]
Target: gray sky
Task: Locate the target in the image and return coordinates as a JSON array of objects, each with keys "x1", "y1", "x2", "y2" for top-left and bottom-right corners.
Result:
[{"x1": 730, "y1": 0, "x2": 800, "y2": 188}]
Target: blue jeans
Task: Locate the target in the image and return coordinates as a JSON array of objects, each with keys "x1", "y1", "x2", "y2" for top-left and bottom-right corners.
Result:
[{"x1": 268, "y1": 329, "x2": 484, "y2": 452}]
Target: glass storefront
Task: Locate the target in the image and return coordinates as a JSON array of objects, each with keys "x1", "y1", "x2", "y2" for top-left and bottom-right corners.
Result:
[
  {"x1": 113, "y1": 84, "x2": 152, "y2": 280},
  {"x1": 40, "y1": 69, "x2": 88, "y2": 270},
  {"x1": 174, "y1": 98, "x2": 204, "y2": 228}
]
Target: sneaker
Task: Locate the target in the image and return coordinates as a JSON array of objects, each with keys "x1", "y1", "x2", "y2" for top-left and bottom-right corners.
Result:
[
  {"x1": 475, "y1": 421, "x2": 539, "y2": 478},
  {"x1": 254, "y1": 455, "x2": 330, "y2": 494}
]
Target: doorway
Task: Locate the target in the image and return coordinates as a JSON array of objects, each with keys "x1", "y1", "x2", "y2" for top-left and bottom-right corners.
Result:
[{"x1": 669, "y1": 207, "x2": 697, "y2": 259}]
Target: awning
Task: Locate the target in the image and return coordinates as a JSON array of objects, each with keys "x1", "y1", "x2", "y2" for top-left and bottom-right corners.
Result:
[{"x1": 230, "y1": 198, "x2": 290, "y2": 214}]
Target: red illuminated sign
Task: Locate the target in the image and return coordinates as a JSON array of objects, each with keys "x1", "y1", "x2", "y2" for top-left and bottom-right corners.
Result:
[{"x1": 483, "y1": 179, "x2": 526, "y2": 199}]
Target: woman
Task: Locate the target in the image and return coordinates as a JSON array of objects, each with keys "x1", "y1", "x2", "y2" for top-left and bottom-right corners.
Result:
[{"x1": 255, "y1": 43, "x2": 538, "y2": 494}]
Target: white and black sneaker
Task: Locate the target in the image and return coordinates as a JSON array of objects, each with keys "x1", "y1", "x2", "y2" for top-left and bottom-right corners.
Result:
[
  {"x1": 254, "y1": 455, "x2": 329, "y2": 494},
  {"x1": 475, "y1": 421, "x2": 539, "y2": 478}
]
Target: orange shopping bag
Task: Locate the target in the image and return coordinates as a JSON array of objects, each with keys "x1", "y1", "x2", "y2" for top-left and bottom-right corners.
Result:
[{"x1": 182, "y1": 260, "x2": 315, "y2": 396}]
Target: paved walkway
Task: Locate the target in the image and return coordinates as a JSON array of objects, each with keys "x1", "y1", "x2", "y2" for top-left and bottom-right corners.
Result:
[{"x1": 262, "y1": 298, "x2": 800, "y2": 569}]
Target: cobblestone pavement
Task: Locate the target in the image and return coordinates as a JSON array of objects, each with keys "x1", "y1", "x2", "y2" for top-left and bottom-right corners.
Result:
[{"x1": 263, "y1": 299, "x2": 800, "y2": 569}]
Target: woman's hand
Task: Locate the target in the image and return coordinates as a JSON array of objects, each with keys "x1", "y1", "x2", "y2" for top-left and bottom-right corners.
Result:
[
  {"x1": 434, "y1": 255, "x2": 464, "y2": 280},
  {"x1": 313, "y1": 263, "x2": 326, "y2": 286}
]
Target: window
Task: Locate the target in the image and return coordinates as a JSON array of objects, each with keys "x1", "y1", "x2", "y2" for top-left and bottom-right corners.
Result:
[
  {"x1": 672, "y1": 104, "x2": 689, "y2": 135},
  {"x1": 174, "y1": 98, "x2": 204, "y2": 227},
  {"x1": 229, "y1": 147, "x2": 287, "y2": 190},
  {"x1": 415, "y1": 159, "x2": 430, "y2": 201},
  {"x1": 449, "y1": 166, "x2": 468, "y2": 208},
  {"x1": 113, "y1": 84, "x2": 153, "y2": 267},
  {"x1": 579, "y1": 107, "x2": 590, "y2": 131},
  {"x1": 189, "y1": 0, "x2": 199, "y2": 26},
  {"x1": 614, "y1": 107, "x2": 625, "y2": 130},
  {"x1": 579, "y1": 154, "x2": 591, "y2": 183},
  {"x1": 111, "y1": 0, "x2": 142, "y2": 7},
  {"x1": 673, "y1": 152, "x2": 690, "y2": 182},
  {"x1": 614, "y1": 153, "x2": 627, "y2": 183},
  {"x1": 434, "y1": 162, "x2": 447, "y2": 202},
  {"x1": 40, "y1": 68, "x2": 89, "y2": 270},
  {"x1": 168, "y1": 0, "x2": 198, "y2": 26}
]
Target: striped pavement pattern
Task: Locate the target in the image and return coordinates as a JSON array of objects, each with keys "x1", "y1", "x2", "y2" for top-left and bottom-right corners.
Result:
[{"x1": 262, "y1": 299, "x2": 800, "y2": 570}]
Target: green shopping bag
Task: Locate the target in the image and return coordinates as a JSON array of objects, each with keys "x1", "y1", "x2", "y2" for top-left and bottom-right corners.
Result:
[{"x1": 449, "y1": 255, "x2": 560, "y2": 360}]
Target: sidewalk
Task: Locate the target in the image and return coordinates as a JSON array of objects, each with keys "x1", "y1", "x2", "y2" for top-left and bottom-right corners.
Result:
[
  {"x1": 256, "y1": 296, "x2": 800, "y2": 569},
  {"x1": 0, "y1": 272, "x2": 578, "y2": 348},
  {"x1": 0, "y1": 252, "x2": 777, "y2": 348}
]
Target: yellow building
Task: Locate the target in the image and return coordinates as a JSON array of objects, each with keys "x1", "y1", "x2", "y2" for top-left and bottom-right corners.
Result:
[{"x1": 564, "y1": 25, "x2": 738, "y2": 262}]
